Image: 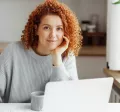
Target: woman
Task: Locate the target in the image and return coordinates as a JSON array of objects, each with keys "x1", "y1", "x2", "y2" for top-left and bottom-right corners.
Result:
[{"x1": 0, "y1": 0, "x2": 82, "y2": 103}]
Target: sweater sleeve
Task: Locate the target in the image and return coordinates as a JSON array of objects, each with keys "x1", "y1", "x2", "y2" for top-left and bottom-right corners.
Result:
[
  {"x1": 0, "y1": 43, "x2": 13, "y2": 102},
  {"x1": 50, "y1": 55, "x2": 78, "y2": 81}
]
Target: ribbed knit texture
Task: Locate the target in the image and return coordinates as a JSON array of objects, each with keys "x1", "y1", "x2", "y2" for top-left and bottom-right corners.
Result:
[{"x1": 0, "y1": 41, "x2": 78, "y2": 103}]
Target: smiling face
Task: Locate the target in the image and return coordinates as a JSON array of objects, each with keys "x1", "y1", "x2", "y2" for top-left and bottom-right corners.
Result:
[{"x1": 36, "y1": 15, "x2": 64, "y2": 54}]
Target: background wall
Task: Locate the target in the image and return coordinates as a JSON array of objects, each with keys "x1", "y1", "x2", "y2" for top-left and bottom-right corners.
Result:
[
  {"x1": 0, "y1": 0, "x2": 107, "y2": 42},
  {"x1": 76, "y1": 56, "x2": 106, "y2": 79},
  {"x1": 0, "y1": 0, "x2": 44, "y2": 42}
]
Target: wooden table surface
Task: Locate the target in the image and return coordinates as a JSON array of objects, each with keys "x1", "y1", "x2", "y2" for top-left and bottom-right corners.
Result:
[
  {"x1": 79, "y1": 46, "x2": 106, "y2": 56},
  {"x1": 104, "y1": 68, "x2": 120, "y2": 89}
]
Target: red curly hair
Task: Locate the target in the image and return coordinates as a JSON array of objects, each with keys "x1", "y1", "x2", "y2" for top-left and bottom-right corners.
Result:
[{"x1": 21, "y1": 0, "x2": 82, "y2": 57}]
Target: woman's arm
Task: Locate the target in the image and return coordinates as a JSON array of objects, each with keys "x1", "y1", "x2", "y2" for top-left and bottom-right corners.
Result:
[
  {"x1": 0, "y1": 50, "x2": 7, "y2": 103},
  {"x1": 50, "y1": 36, "x2": 78, "y2": 81},
  {"x1": 50, "y1": 55, "x2": 78, "y2": 81},
  {"x1": 0, "y1": 71, "x2": 6, "y2": 103},
  {"x1": 0, "y1": 43, "x2": 13, "y2": 103}
]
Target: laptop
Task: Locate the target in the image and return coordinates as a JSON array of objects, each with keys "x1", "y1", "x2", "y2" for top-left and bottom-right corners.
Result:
[{"x1": 42, "y1": 77, "x2": 113, "y2": 112}]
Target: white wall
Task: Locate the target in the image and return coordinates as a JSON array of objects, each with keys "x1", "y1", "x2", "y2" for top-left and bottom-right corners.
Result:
[
  {"x1": 0, "y1": 0, "x2": 44, "y2": 42},
  {"x1": 76, "y1": 56, "x2": 106, "y2": 79}
]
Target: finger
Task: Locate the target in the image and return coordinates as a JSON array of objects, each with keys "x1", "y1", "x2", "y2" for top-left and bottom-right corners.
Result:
[{"x1": 63, "y1": 36, "x2": 69, "y2": 46}]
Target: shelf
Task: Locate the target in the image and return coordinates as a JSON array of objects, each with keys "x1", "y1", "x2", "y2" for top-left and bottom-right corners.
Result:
[
  {"x1": 83, "y1": 32, "x2": 106, "y2": 46},
  {"x1": 84, "y1": 32, "x2": 106, "y2": 37},
  {"x1": 79, "y1": 46, "x2": 106, "y2": 56}
]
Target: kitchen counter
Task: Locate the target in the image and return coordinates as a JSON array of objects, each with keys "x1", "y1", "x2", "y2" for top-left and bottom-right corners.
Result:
[
  {"x1": 0, "y1": 42, "x2": 106, "y2": 56},
  {"x1": 104, "y1": 68, "x2": 120, "y2": 89},
  {"x1": 79, "y1": 46, "x2": 106, "y2": 56}
]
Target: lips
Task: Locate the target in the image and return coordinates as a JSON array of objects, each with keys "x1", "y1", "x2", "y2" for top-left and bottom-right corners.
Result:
[{"x1": 47, "y1": 40, "x2": 57, "y2": 42}]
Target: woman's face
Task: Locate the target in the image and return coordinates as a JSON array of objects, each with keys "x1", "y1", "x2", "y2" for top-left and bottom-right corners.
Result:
[{"x1": 37, "y1": 15, "x2": 64, "y2": 51}]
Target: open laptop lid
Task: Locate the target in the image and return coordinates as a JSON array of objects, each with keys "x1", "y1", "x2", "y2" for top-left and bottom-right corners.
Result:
[{"x1": 42, "y1": 77, "x2": 113, "y2": 112}]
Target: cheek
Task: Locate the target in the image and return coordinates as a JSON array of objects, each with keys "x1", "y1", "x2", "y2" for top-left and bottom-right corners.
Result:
[
  {"x1": 38, "y1": 32, "x2": 48, "y2": 41},
  {"x1": 58, "y1": 33, "x2": 64, "y2": 42},
  {"x1": 37, "y1": 28, "x2": 49, "y2": 38},
  {"x1": 58, "y1": 36, "x2": 63, "y2": 45},
  {"x1": 60, "y1": 37, "x2": 63, "y2": 43}
]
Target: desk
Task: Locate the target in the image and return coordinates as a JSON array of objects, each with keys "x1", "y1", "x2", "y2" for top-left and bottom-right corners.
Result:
[
  {"x1": 104, "y1": 68, "x2": 120, "y2": 89},
  {"x1": 0, "y1": 103, "x2": 120, "y2": 112},
  {"x1": 0, "y1": 103, "x2": 40, "y2": 112},
  {"x1": 106, "y1": 104, "x2": 120, "y2": 112}
]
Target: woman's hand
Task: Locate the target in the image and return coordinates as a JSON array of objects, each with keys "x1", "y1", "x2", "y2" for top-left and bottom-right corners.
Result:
[
  {"x1": 51, "y1": 36, "x2": 69, "y2": 66},
  {"x1": 51, "y1": 36, "x2": 69, "y2": 55}
]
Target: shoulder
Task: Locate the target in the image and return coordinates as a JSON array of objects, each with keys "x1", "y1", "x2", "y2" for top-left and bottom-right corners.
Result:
[
  {"x1": 0, "y1": 41, "x2": 27, "y2": 67},
  {"x1": 8, "y1": 41, "x2": 26, "y2": 53},
  {"x1": 2, "y1": 41, "x2": 25, "y2": 56},
  {"x1": 4, "y1": 41, "x2": 23, "y2": 50},
  {"x1": 11, "y1": 41, "x2": 24, "y2": 50}
]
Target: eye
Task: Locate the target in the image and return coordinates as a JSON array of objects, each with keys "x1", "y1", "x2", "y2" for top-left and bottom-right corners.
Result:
[
  {"x1": 43, "y1": 26, "x2": 50, "y2": 30},
  {"x1": 57, "y1": 27, "x2": 63, "y2": 31}
]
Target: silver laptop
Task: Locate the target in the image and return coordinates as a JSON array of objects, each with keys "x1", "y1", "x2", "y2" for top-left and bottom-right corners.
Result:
[{"x1": 42, "y1": 77, "x2": 113, "y2": 112}]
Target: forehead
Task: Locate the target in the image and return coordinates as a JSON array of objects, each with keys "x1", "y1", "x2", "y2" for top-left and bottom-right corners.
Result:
[{"x1": 40, "y1": 15, "x2": 63, "y2": 26}]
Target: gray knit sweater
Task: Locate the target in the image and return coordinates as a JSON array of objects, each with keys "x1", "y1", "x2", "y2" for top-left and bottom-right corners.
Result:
[{"x1": 0, "y1": 41, "x2": 78, "y2": 103}]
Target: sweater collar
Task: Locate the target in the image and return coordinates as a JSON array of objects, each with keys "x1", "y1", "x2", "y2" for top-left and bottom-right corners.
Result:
[{"x1": 28, "y1": 48, "x2": 51, "y2": 61}]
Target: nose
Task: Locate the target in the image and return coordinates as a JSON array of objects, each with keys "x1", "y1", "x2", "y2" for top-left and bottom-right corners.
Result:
[{"x1": 49, "y1": 29, "x2": 56, "y2": 39}]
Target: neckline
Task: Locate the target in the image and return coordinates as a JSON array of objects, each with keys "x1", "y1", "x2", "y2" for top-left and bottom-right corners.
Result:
[{"x1": 28, "y1": 48, "x2": 51, "y2": 61}]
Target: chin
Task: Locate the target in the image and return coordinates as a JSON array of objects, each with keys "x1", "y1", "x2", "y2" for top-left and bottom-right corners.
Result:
[
  {"x1": 49, "y1": 47, "x2": 56, "y2": 51},
  {"x1": 48, "y1": 46, "x2": 58, "y2": 50}
]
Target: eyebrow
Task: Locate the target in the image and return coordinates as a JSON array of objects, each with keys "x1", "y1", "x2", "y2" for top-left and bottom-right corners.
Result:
[{"x1": 42, "y1": 24, "x2": 63, "y2": 27}]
